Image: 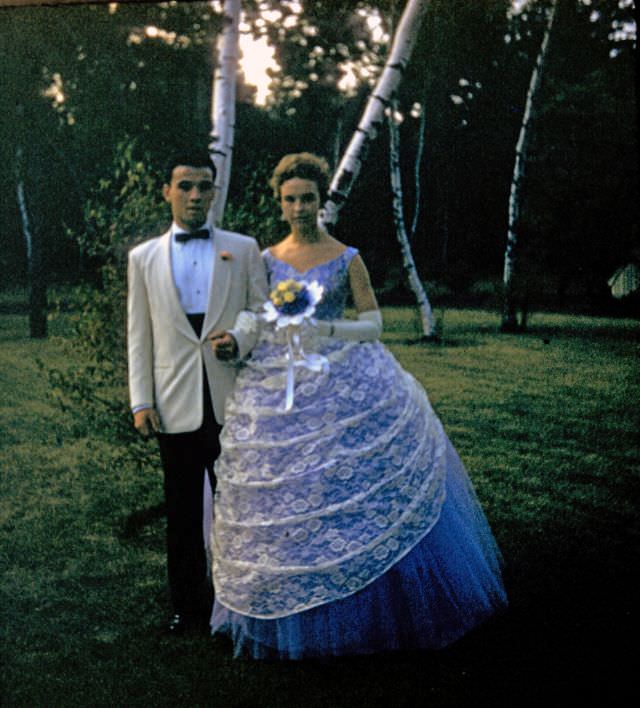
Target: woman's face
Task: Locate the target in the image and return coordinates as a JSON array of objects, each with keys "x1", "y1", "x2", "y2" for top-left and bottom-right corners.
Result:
[{"x1": 280, "y1": 177, "x2": 320, "y2": 229}]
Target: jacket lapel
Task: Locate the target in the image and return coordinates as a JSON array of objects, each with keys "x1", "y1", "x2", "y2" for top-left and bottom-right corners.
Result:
[
  {"x1": 158, "y1": 230, "x2": 199, "y2": 342},
  {"x1": 202, "y1": 229, "x2": 231, "y2": 338}
]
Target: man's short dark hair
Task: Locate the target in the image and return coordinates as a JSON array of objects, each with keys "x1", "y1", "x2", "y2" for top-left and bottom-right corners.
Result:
[{"x1": 164, "y1": 150, "x2": 217, "y2": 185}]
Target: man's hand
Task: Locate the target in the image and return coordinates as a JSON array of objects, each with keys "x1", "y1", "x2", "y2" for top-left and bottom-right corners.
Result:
[
  {"x1": 209, "y1": 330, "x2": 239, "y2": 361},
  {"x1": 133, "y1": 407, "x2": 161, "y2": 436}
]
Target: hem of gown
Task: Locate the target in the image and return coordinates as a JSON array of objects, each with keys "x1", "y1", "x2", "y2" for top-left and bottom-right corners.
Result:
[{"x1": 210, "y1": 439, "x2": 508, "y2": 660}]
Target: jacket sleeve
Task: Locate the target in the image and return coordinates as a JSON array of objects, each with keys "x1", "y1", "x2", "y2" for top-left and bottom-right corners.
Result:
[
  {"x1": 127, "y1": 249, "x2": 154, "y2": 410},
  {"x1": 228, "y1": 239, "x2": 269, "y2": 360}
]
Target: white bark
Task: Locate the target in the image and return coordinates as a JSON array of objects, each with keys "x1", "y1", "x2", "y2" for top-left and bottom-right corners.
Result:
[
  {"x1": 15, "y1": 143, "x2": 47, "y2": 338},
  {"x1": 388, "y1": 105, "x2": 435, "y2": 337},
  {"x1": 411, "y1": 104, "x2": 427, "y2": 239},
  {"x1": 15, "y1": 146, "x2": 33, "y2": 266},
  {"x1": 322, "y1": 0, "x2": 428, "y2": 229},
  {"x1": 502, "y1": 0, "x2": 557, "y2": 328},
  {"x1": 205, "y1": 0, "x2": 242, "y2": 566},
  {"x1": 209, "y1": 0, "x2": 241, "y2": 226}
]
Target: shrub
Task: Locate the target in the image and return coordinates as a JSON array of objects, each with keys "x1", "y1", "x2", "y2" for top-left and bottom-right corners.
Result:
[
  {"x1": 47, "y1": 139, "x2": 167, "y2": 468},
  {"x1": 223, "y1": 162, "x2": 283, "y2": 248}
]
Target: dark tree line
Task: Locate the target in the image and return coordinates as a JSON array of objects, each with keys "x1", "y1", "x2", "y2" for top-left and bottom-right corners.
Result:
[{"x1": 1, "y1": 0, "x2": 636, "y2": 318}]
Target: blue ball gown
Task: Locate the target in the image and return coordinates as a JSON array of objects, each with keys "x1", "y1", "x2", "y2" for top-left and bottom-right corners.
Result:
[{"x1": 210, "y1": 247, "x2": 507, "y2": 659}]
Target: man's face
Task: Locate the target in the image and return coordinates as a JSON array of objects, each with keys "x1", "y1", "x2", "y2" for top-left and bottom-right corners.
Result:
[{"x1": 163, "y1": 165, "x2": 216, "y2": 231}]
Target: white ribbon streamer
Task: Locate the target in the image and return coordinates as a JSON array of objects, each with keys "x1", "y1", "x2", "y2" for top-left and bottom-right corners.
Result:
[{"x1": 284, "y1": 326, "x2": 329, "y2": 412}]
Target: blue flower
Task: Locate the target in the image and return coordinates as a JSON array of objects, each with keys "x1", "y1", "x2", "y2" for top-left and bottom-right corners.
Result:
[{"x1": 279, "y1": 287, "x2": 311, "y2": 315}]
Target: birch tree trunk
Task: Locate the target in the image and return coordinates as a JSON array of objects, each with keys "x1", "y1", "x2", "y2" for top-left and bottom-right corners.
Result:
[
  {"x1": 15, "y1": 147, "x2": 33, "y2": 270},
  {"x1": 204, "y1": 0, "x2": 242, "y2": 567},
  {"x1": 209, "y1": 0, "x2": 241, "y2": 226},
  {"x1": 322, "y1": 0, "x2": 428, "y2": 230},
  {"x1": 502, "y1": 0, "x2": 557, "y2": 331},
  {"x1": 388, "y1": 102, "x2": 436, "y2": 338},
  {"x1": 15, "y1": 144, "x2": 47, "y2": 338},
  {"x1": 410, "y1": 102, "x2": 427, "y2": 239}
]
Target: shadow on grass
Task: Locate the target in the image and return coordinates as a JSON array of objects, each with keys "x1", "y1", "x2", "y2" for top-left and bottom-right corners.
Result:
[
  {"x1": 507, "y1": 322, "x2": 640, "y2": 344},
  {"x1": 491, "y1": 509, "x2": 636, "y2": 704},
  {"x1": 74, "y1": 616, "x2": 519, "y2": 708},
  {"x1": 120, "y1": 502, "x2": 166, "y2": 541},
  {"x1": 390, "y1": 334, "x2": 488, "y2": 348}
]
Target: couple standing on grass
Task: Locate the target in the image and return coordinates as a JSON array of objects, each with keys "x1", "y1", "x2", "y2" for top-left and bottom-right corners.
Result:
[{"x1": 127, "y1": 149, "x2": 507, "y2": 660}]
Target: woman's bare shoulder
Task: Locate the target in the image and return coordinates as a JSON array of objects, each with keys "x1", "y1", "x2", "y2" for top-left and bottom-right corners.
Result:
[{"x1": 323, "y1": 234, "x2": 351, "y2": 254}]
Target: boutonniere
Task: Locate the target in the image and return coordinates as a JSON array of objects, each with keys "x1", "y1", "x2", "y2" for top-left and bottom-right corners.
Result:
[{"x1": 220, "y1": 251, "x2": 233, "y2": 261}]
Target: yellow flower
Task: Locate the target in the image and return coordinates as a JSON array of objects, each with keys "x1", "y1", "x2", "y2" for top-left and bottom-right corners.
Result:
[{"x1": 270, "y1": 279, "x2": 304, "y2": 309}]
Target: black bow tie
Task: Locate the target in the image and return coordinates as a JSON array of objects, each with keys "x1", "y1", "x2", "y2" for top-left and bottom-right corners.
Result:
[{"x1": 175, "y1": 228, "x2": 210, "y2": 243}]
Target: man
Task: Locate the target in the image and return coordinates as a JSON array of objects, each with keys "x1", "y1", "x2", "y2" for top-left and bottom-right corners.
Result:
[{"x1": 127, "y1": 150, "x2": 268, "y2": 633}]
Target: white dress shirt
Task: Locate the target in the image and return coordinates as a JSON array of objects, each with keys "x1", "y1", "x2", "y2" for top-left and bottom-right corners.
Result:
[{"x1": 170, "y1": 222, "x2": 215, "y2": 314}]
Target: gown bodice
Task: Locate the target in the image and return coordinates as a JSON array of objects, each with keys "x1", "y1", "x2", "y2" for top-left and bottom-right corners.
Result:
[{"x1": 262, "y1": 246, "x2": 358, "y2": 321}]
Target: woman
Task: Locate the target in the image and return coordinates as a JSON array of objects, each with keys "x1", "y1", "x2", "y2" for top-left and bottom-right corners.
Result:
[{"x1": 210, "y1": 153, "x2": 507, "y2": 659}]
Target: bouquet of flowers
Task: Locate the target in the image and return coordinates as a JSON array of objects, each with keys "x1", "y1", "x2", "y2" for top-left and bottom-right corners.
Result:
[
  {"x1": 263, "y1": 279, "x2": 324, "y2": 328},
  {"x1": 262, "y1": 279, "x2": 328, "y2": 411}
]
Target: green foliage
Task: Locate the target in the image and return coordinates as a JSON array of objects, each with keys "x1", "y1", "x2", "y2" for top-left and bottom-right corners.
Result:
[
  {"x1": 47, "y1": 140, "x2": 167, "y2": 465},
  {"x1": 423, "y1": 279, "x2": 454, "y2": 302},
  {"x1": 0, "y1": 2, "x2": 221, "y2": 286},
  {"x1": 79, "y1": 140, "x2": 167, "y2": 263},
  {"x1": 223, "y1": 161, "x2": 284, "y2": 248}
]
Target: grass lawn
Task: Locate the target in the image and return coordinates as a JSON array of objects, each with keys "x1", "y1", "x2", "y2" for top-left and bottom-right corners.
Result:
[{"x1": 1, "y1": 307, "x2": 638, "y2": 707}]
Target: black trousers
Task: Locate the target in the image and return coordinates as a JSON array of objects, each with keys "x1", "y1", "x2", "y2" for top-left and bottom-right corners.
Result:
[{"x1": 156, "y1": 313, "x2": 222, "y2": 616}]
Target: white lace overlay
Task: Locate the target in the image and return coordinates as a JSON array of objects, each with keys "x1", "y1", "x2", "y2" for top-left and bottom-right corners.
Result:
[{"x1": 212, "y1": 337, "x2": 448, "y2": 619}]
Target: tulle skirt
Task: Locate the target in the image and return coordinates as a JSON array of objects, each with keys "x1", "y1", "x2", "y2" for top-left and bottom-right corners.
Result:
[{"x1": 210, "y1": 437, "x2": 507, "y2": 660}]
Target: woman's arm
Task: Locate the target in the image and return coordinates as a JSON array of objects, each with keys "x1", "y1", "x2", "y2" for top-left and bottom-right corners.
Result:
[
  {"x1": 315, "y1": 254, "x2": 382, "y2": 341},
  {"x1": 348, "y1": 254, "x2": 379, "y2": 313}
]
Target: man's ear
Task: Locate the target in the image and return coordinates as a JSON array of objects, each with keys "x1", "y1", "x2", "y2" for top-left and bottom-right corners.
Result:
[{"x1": 162, "y1": 184, "x2": 171, "y2": 202}]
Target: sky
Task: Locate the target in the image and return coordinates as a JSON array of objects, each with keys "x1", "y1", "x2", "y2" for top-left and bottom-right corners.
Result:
[
  {"x1": 235, "y1": 4, "x2": 390, "y2": 105},
  {"x1": 239, "y1": 32, "x2": 278, "y2": 105}
]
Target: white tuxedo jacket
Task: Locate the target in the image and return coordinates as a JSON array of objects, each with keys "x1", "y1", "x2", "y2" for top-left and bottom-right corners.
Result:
[{"x1": 127, "y1": 227, "x2": 268, "y2": 432}]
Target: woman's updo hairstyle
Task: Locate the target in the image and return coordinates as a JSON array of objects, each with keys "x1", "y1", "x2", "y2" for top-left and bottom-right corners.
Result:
[{"x1": 269, "y1": 152, "x2": 330, "y2": 201}]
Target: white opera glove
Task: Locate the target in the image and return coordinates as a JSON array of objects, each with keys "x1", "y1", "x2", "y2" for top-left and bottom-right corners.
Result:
[
  {"x1": 231, "y1": 310, "x2": 258, "y2": 337},
  {"x1": 315, "y1": 309, "x2": 383, "y2": 342}
]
